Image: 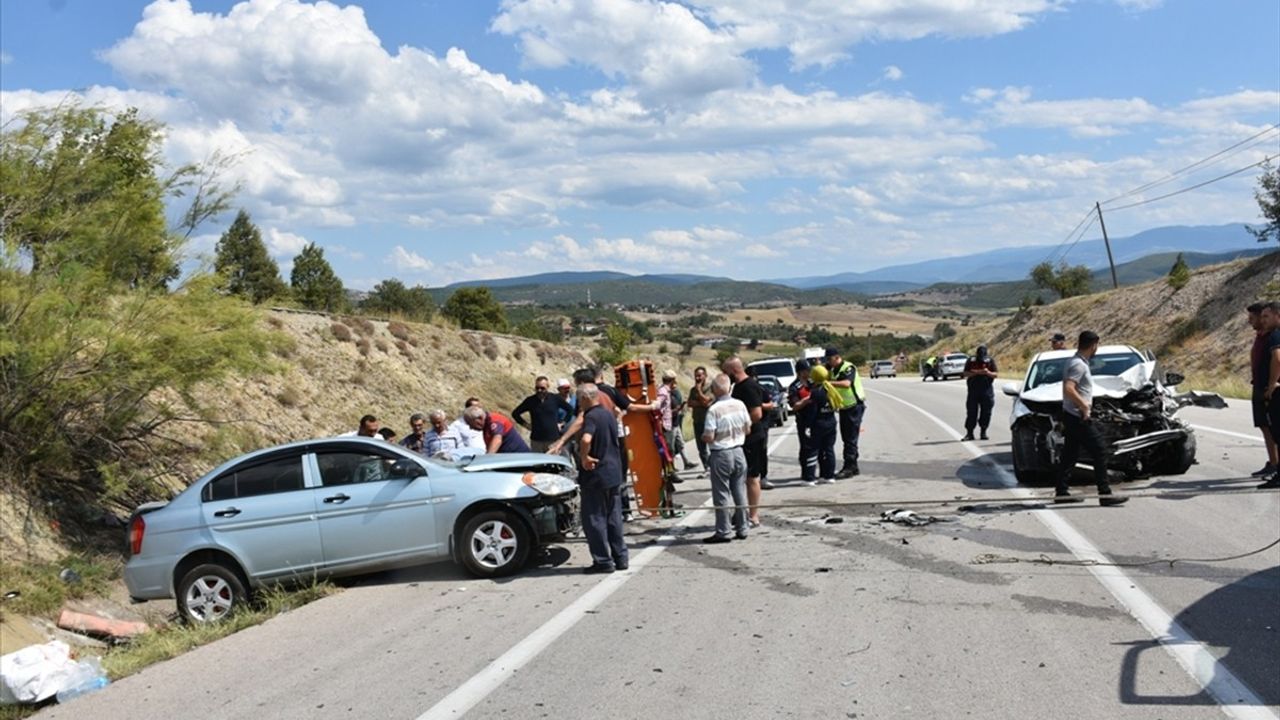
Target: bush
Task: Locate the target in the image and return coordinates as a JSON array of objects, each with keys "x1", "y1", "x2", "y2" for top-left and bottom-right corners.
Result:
[
  {"x1": 375, "y1": 338, "x2": 389, "y2": 353},
  {"x1": 276, "y1": 386, "x2": 302, "y2": 407},
  {"x1": 356, "y1": 337, "x2": 372, "y2": 356},
  {"x1": 388, "y1": 321, "x2": 412, "y2": 341},
  {"x1": 331, "y1": 323, "x2": 354, "y2": 342}
]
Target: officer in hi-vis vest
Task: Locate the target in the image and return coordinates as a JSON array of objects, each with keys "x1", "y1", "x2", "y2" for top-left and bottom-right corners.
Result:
[{"x1": 824, "y1": 347, "x2": 865, "y2": 478}]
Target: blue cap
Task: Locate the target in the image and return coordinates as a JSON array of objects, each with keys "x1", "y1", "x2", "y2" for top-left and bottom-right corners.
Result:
[{"x1": 824, "y1": 347, "x2": 840, "y2": 358}]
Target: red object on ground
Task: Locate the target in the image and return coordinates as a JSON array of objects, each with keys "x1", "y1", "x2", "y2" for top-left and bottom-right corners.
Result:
[{"x1": 56, "y1": 609, "x2": 150, "y2": 640}]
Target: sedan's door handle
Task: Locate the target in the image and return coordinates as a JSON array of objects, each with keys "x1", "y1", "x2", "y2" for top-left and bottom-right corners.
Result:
[
  {"x1": 323, "y1": 494, "x2": 351, "y2": 504},
  {"x1": 214, "y1": 507, "x2": 241, "y2": 518}
]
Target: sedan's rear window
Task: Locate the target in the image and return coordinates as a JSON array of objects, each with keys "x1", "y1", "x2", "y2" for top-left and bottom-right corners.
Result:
[
  {"x1": 205, "y1": 456, "x2": 304, "y2": 501},
  {"x1": 750, "y1": 360, "x2": 794, "y2": 378}
]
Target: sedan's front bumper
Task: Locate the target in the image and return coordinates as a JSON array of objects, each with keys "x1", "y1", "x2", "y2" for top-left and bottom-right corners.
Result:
[{"x1": 531, "y1": 494, "x2": 580, "y2": 540}]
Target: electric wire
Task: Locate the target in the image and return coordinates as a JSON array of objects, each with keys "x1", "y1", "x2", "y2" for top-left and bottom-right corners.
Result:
[
  {"x1": 1038, "y1": 206, "x2": 1099, "y2": 268},
  {"x1": 1100, "y1": 124, "x2": 1280, "y2": 206},
  {"x1": 1105, "y1": 154, "x2": 1276, "y2": 212}
]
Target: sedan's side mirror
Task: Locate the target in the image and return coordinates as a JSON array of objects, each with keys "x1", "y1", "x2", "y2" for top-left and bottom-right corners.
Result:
[
  {"x1": 1001, "y1": 382, "x2": 1021, "y2": 397},
  {"x1": 1164, "y1": 372, "x2": 1184, "y2": 387},
  {"x1": 389, "y1": 459, "x2": 425, "y2": 479}
]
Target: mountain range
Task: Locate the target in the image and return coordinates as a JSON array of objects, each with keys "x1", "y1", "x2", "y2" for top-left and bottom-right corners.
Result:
[{"x1": 432, "y1": 224, "x2": 1271, "y2": 304}]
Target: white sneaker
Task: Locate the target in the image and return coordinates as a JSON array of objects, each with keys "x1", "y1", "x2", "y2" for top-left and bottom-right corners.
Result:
[
  {"x1": 760, "y1": 479, "x2": 775, "y2": 489},
  {"x1": 820, "y1": 477, "x2": 836, "y2": 484},
  {"x1": 803, "y1": 480, "x2": 817, "y2": 487}
]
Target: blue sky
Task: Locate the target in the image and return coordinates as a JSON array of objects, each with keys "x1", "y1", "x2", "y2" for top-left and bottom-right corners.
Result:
[{"x1": 2, "y1": 0, "x2": 1277, "y2": 288}]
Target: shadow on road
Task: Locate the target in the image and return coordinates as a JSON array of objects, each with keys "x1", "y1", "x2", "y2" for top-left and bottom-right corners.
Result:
[{"x1": 1117, "y1": 565, "x2": 1280, "y2": 707}]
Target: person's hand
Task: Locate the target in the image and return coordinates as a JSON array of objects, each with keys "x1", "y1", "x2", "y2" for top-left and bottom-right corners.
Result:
[
  {"x1": 1081, "y1": 408, "x2": 1091, "y2": 422},
  {"x1": 547, "y1": 442, "x2": 563, "y2": 455},
  {"x1": 583, "y1": 455, "x2": 599, "y2": 470},
  {"x1": 1266, "y1": 386, "x2": 1275, "y2": 402}
]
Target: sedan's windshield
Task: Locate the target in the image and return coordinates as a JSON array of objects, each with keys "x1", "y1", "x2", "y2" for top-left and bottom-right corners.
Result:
[{"x1": 1026, "y1": 351, "x2": 1145, "y2": 390}]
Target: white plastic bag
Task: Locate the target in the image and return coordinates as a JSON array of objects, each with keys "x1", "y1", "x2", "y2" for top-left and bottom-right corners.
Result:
[{"x1": 0, "y1": 640, "x2": 82, "y2": 704}]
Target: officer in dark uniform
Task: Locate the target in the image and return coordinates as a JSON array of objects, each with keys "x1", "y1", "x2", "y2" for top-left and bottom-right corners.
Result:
[
  {"x1": 787, "y1": 360, "x2": 813, "y2": 483},
  {"x1": 577, "y1": 383, "x2": 629, "y2": 574},
  {"x1": 962, "y1": 345, "x2": 998, "y2": 441}
]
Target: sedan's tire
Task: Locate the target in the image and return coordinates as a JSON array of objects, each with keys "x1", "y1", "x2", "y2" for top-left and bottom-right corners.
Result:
[
  {"x1": 1011, "y1": 425, "x2": 1055, "y2": 486},
  {"x1": 177, "y1": 563, "x2": 248, "y2": 624},
  {"x1": 1149, "y1": 433, "x2": 1196, "y2": 476},
  {"x1": 460, "y1": 510, "x2": 532, "y2": 578}
]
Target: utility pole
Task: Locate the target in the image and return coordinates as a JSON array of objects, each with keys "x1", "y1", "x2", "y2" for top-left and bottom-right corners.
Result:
[{"x1": 1095, "y1": 202, "x2": 1119, "y2": 290}]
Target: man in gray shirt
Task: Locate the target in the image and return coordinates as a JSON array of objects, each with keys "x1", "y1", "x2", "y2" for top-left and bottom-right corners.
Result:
[{"x1": 1055, "y1": 331, "x2": 1128, "y2": 506}]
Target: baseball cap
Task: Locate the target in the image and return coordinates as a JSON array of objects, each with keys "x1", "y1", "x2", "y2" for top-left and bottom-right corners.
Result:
[
  {"x1": 557, "y1": 378, "x2": 571, "y2": 388},
  {"x1": 824, "y1": 347, "x2": 840, "y2": 358},
  {"x1": 795, "y1": 359, "x2": 810, "y2": 371},
  {"x1": 1051, "y1": 332, "x2": 1066, "y2": 342},
  {"x1": 661, "y1": 369, "x2": 677, "y2": 380}
]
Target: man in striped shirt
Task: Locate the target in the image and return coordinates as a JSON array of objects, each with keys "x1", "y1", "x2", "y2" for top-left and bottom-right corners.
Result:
[{"x1": 702, "y1": 374, "x2": 752, "y2": 543}]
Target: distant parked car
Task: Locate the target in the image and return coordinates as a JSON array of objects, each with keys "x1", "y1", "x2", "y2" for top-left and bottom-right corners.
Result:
[
  {"x1": 1003, "y1": 345, "x2": 1225, "y2": 485},
  {"x1": 124, "y1": 438, "x2": 579, "y2": 623},
  {"x1": 870, "y1": 360, "x2": 896, "y2": 378},
  {"x1": 756, "y1": 375, "x2": 789, "y2": 426}
]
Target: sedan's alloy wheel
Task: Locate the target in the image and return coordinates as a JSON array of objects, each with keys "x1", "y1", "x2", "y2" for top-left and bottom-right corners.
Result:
[{"x1": 470, "y1": 519, "x2": 520, "y2": 569}]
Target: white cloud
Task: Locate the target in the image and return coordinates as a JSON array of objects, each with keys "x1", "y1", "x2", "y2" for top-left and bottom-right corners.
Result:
[
  {"x1": 882, "y1": 65, "x2": 903, "y2": 82},
  {"x1": 265, "y1": 227, "x2": 308, "y2": 258},
  {"x1": 389, "y1": 245, "x2": 435, "y2": 272},
  {"x1": 742, "y1": 243, "x2": 781, "y2": 258},
  {"x1": 0, "y1": 51, "x2": 13, "y2": 65}
]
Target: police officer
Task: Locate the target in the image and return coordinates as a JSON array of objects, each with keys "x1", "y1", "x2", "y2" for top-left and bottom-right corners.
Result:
[
  {"x1": 962, "y1": 345, "x2": 998, "y2": 441},
  {"x1": 824, "y1": 347, "x2": 865, "y2": 478},
  {"x1": 788, "y1": 360, "x2": 813, "y2": 484}
]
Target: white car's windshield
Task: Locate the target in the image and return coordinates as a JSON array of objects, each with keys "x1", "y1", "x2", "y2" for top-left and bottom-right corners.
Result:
[{"x1": 1026, "y1": 351, "x2": 1145, "y2": 390}]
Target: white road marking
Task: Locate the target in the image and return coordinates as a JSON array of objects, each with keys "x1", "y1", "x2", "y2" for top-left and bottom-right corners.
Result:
[
  {"x1": 418, "y1": 429, "x2": 796, "y2": 719},
  {"x1": 869, "y1": 387, "x2": 1277, "y2": 720},
  {"x1": 1192, "y1": 424, "x2": 1265, "y2": 443}
]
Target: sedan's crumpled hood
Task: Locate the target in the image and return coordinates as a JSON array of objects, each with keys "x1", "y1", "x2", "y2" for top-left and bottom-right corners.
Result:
[
  {"x1": 455, "y1": 452, "x2": 573, "y2": 473},
  {"x1": 1019, "y1": 361, "x2": 1156, "y2": 404}
]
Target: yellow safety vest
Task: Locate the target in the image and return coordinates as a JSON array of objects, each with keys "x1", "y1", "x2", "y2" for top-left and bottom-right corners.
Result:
[{"x1": 832, "y1": 361, "x2": 864, "y2": 406}]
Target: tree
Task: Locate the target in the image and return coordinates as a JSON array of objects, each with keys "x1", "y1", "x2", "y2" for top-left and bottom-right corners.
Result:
[
  {"x1": 1249, "y1": 161, "x2": 1279, "y2": 244},
  {"x1": 214, "y1": 210, "x2": 287, "y2": 303},
  {"x1": 1030, "y1": 261, "x2": 1093, "y2": 299},
  {"x1": 1, "y1": 106, "x2": 191, "y2": 289},
  {"x1": 1167, "y1": 252, "x2": 1191, "y2": 290},
  {"x1": 1, "y1": 104, "x2": 276, "y2": 505},
  {"x1": 595, "y1": 325, "x2": 633, "y2": 366},
  {"x1": 442, "y1": 287, "x2": 508, "y2": 332},
  {"x1": 715, "y1": 337, "x2": 742, "y2": 364},
  {"x1": 933, "y1": 322, "x2": 956, "y2": 339},
  {"x1": 290, "y1": 243, "x2": 346, "y2": 312},
  {"x1": 361, "y1": 278, "x2": 434, "y2": 321}
]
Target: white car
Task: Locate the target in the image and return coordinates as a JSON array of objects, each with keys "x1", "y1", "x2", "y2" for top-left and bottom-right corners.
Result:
[
  {"x1": 870, "y1": 360, "x2": 896, "y2": 378},
  {"x1": 936, "y1": 353, "x2": 968, "y2": 381},
  {"x1": 1002, "y1": 345, "x2": 1225, "y2": 485}
]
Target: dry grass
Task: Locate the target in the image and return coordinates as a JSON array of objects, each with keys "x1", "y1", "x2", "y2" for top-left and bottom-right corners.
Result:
[
  {"x1": 717, "y1": 304, "x2": 941, "y2": 336},
  {"x1": 330, "y1": 322, "x2": 353, "y2": 343}
]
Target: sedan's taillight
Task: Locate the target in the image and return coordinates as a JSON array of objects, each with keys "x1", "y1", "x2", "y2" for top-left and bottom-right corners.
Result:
[{"x1": 129, "y1": 514, "x2": 145, "y2": 556}]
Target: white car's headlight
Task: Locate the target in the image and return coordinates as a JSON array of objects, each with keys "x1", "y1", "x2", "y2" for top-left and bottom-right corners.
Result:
[{"x1": 522, "y1": 472, "x2": 577, "y2": 496}]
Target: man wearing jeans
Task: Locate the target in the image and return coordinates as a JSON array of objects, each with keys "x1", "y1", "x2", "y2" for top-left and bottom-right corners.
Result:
[
  {"x1": 1053, "y1": 331, "x2": 1128, "y2": 507},
  {"x1": 577, "y1": 384, "x2": 629, "y2": 573},
  {"x1": 686, "y1": 367, "x2": 714, "y2": 474},
  {"x1": 702, "y1": 374, "x2": 751, "y2": 543}
]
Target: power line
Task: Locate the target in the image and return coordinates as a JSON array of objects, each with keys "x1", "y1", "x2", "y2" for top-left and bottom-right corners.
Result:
[
  {"x1": 1106, "y1": 154, "x2": 1275, "y2": 213},
  {"x1": 1100, "y1": 124, "x2": 1280, "y2": 206},
  {"x1": 1039, "y1": 206, "x2": 1098, "y2": 267},
  {"x1": 1056, "y1": 209, "x2": 1099, "y2": 263}
]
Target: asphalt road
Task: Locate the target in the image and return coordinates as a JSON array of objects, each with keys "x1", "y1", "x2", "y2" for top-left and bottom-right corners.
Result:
[{"x1": 40, "y1": 377, "x2": 1280, "y2": 720}]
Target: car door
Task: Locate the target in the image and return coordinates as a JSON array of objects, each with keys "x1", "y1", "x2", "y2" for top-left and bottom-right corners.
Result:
[
  {"x1": 200, "y1": 451, "x2": 324, "y2": 582},
  {"x1": 311, "y1": 446, "x2": 440, "y2": 570}
]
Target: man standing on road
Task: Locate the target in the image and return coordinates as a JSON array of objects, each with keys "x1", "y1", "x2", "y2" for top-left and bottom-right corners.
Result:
[
  {"x1": 449, "y1": 398, "x2": 486, "y2": 450},
  {"x1": 422, "y1": 410, "x2": 461, "y2": 456},
  {"x1": 556, "y1": 378, "x2": 576, "y2": 429},
  {"x1": 400, "y1": 413, "x2": 429, "y2": 454},
  {"x1": 1054, "y1": 331, "x2": 1128, "y2": 506},
  {"x1": 824, "y1": 347, "x2": 866, "y2": 478},
  {"x1": 962, "y1": 345, "x2": 998, "y2": 441},
  {"x1": 577, "y1": 383, "x2": 629, "y2": 573},
  {"x1": 513, "y1": 376, "x2": 574, "y2": 453},
  {"x1": 1051, "y1": 332, "x2": 1067, "y2": 351},
  {"x1": 702, "y1": 374, "x2": 750, "y2": 543},
  {"x1": 1257, "y1": 302, "x2": 1280, "y2": 490},
  {"x1": 687, "y1": 366, "x2": 714, "y2": 475},
  {"x1": 1247, "y1": 303, "x2": 1279, "y2": 478},
  {"x1": 723, "y1": 357, "x2": 768, "y2": 525}
]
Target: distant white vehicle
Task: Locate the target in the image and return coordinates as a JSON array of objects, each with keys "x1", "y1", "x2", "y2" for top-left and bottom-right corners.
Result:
[
  {"x1": 748, "y1": 357, "x2": 798, "y2": 405},
  {"x1": 801, "y1": 347, "x2": 826, "y2": 362},
  {"x1": 870, "y1": 360, "x2": 896, "y2": 378},
  {"x1": 938, "y1": 353, "x2": 968, "y2": 381}
]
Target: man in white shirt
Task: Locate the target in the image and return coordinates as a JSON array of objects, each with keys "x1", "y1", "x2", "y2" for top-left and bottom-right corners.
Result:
[
  {"x1": 448, "y1": 397, "x2": 486, "y2": 450},
  {"x1": 701, "y1": 374, "x2": 751, "y2": 543}
]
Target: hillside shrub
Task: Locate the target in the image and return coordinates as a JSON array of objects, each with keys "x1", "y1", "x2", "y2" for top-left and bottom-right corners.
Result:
[
  {"x1": 388, "y1": 321, "x2": 412, "y2": 341},
  {"x1": 331, "y1": 323, "x2": 354, "y2": 342}
]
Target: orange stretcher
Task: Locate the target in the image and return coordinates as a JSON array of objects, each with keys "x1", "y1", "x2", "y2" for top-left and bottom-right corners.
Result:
[{"x1": 612, "y1": 360, "x2": 676, "y2": 517}]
